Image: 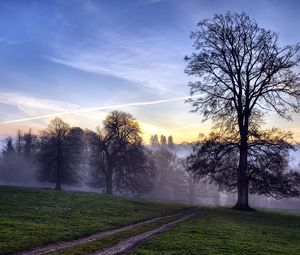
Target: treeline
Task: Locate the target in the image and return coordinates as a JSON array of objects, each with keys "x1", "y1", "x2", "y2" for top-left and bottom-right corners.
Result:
[{"x1": 0, "y1": 110, "x2": 217, "y2": 202}]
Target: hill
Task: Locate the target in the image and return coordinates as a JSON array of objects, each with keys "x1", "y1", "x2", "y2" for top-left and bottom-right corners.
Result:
[
  {"x1": 0, "y1": 186, "x2": 187, "y2": 254},
  {"x1": 128, "y1": 208, "x2": 300, "y2": 255},
  {"x1": 1, "y1": 186, "x2": 300, "y2": 255}
]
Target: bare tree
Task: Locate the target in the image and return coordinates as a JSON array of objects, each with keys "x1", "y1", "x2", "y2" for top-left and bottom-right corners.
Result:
[
  {"x1": 0, "y1": 138, "x2": 16, "y2": 180},
  {"x1": 187, "y1": 129, "x2": 300, "y2": 203},
  {"x1": 167, "y1": 135, "x2": 175, "y2": 150},
  {"x1": 114, "y1": 148, "x2": 155, "y2": 197},
  {"x1": 89, "y1": 111, "x2": 145, "y2": 195},
  {"x1": 150, "y1": 134, "x2": 159, "y2": 149},
  {"x1": 38, "y1": 118, "x2": 83, "y2": 190},
  {"x1": 185, "y1": 12, "x2": 300, "y2": 210},
  {"x1": 23, "y1": 129, "x2": 38, "y2": 160}
]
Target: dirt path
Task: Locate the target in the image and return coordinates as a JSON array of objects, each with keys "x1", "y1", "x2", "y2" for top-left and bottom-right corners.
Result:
[
  {"x1": 89, "y1": 211, "x2": 197, "y2": 255},
  {"x1": 15, "y1": 209, "x2": 193, "y2": 255}
]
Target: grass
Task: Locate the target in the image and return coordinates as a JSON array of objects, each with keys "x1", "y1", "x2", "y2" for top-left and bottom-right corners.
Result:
[
  {"x1": 0, "y1": 186, "x2": 187, "y2": 254},
  {"x1": 127, "y1": 207, "x2": 300, "y2": 255},
  {"x1": 50, "y1": 214, "x2": 181, "y2": 255}
]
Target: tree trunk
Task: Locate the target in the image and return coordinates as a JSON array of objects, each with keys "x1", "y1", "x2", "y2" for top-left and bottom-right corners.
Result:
[
  {"x1": 55, "y1": 181, "x2": 61, "y2": 191},
  {"x1": 233, "y1": 127, "x2": 253, "y2": 211},
  {"x1": 55, "y1": 143, "x2": 62, "y2": 191},
  {"x1": 105, "y1": 166, "x2": 113, "y2": 195},
  {"x1": 55, "y1": 164, "x2": 62, "y2": 191}
]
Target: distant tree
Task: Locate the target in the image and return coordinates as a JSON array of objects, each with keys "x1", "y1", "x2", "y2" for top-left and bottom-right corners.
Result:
[
  {"x1": 114, "y1": 147, "x2": 155, "y2": 197},
  {"x1": 15, "y1": 130, "x2": 22, "y2": 156},
  {"x1": 187, "y1": 129, "x2": 300, "y2": 203},
  {"x1": 13, "y1": 129, "x2": 38, "y2": 160},
  {"x1": 38, "y1": 118, "x2": 83, "y2": 190},
  {"x1": 0, "y1": 131, "x2": 39, "y2": 185},
  {"x1": 2, "y1": 137, "x2": 15, "y2": 160},
  {"x1": 167, "y1": 135, "x2": 175, "y2": 150},
  {"x1": 89, "y1": 111, "x2": 146, "y2": 195},
  {"x1": 23, "y1": 129, "x2": 37, "y2": 160},
  {"x1": 185, "y1": 12, "x2": 300, "y2": 210},
  {"x1": 160, "y1": 135, "x2": 167, "y2": 147},
  {"x1": 150, "y1": 134, "x2": 160, "y2": 149},
  {"x1": 0, "y1": 137, "x2": 16, "y2": 182},
  {"x1": 150, "y1": 147, "x2": 177, "y2": 199},
  {"x1": 1, "y1": 138, "x2": 16, "y2": 170}
]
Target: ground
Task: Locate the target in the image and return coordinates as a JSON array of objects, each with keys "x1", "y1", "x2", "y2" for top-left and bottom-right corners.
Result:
[
  {"x1": 0, "y1": 186, "x2": 187, "y2": 254},
  {"x1": 127, "y1": 208, "x2": 300, "y2": 255},
  {"x1": 1, "y1": 186, "x2": 300, "y2": 255}
]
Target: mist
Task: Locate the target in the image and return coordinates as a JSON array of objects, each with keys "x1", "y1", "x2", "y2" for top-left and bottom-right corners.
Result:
[{"x1": 1, "y1": 131, "x2": 299, "y2": 212}]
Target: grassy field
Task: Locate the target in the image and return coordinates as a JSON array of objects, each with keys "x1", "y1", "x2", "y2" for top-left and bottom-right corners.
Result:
[
  {"x1": 0, "y1": 186, "x2": 187, "y2": 254},
  {"x1": 49, "y1": 214, "x2": 181, "y2": 255},
  {"x1": 2, "y1": 186, "x2": 300, "y2": 255},
  {"x1": 127, "y1": 207, "x2": 300, "y2": 255}
]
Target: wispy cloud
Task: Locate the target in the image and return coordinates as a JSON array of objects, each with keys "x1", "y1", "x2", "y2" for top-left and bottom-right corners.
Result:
[
  {"x1": 0, "y1": 92, "x2": 80, "y2": 117},
  {"x1": 44, "y1": 8, "x2": 188, "y2": 95},
  {"x1": 0, "y1": 95, "x2": 198, "y2": 124},
  {"x1": 44, "y1": 42, "x2": 186, "y2": 95}
]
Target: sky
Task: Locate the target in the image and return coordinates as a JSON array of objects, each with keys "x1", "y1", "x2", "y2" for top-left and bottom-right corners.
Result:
[{"x1": 1, "y1": 0, "x2": 300, "y2": 143}]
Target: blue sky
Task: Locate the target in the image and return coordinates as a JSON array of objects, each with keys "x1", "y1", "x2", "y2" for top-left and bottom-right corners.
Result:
[{"x1": 1, "y1": 0, "x2": 300, "y2": 142}]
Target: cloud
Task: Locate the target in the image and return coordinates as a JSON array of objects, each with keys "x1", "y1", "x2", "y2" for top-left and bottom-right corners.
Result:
[
  {"x1": 0, "y1": 92, "x2": 80, "y2": 117},
  {"x1": 44, "y1": 12, "x2": 188, "y2": 95},
  {"x1": 44, "y1": 45, "x2": 186, "y2": 95},
  {"x1": 0, "y1": 95, "x2": 199, "y2": 124}
]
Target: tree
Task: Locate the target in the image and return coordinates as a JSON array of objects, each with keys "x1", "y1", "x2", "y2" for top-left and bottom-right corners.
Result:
[
  {"x1": 187, "y1": 130, "x2": 300, "y2": 202},
  {"x1": 168, "y1": 135, "x2": 175, "y2": 150},
  {"x1": 2, "y1": 137, "x2": 15, "y2": 160},
  {"x1": 150, "y1": 134, "x2": 159, "y2": 149},
  {"x1": 1, "y1": 137, "x2": 16, "y2": 172},
  {"x1": 13, "y1": 129, "x2": 38, "y2": 161},
  {"x1": 15, "y1": 130, "x2": 22, "y2": 156},
  {"x1": 160, "y1": 135, "x2": 167, "y2": 147},
  {"x1": 0, "y1": 138, "x2": 15, "y2": 183},
  {"x1": 185, "y1": 12, "x2": 300, "y2": 210},
  {"x1": 114, "y1": 147, "x2": 155, "y2": 197},
  {"x1": 89, "y1": 111, "x2": 146, "y2": 194},
  {"x1": 23, "y1": 129, "x2": 37, "y2": 160},
  {"x1": 38, "y1": 118, "x2": 83, "y2": 190}
]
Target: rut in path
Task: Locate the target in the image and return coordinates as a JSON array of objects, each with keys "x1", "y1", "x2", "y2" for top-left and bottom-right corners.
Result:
[
  {"x1": 89, "y1": 210, "x2": 197, "y2": 255},
  {"x1": 15, "y1": 209, "x2": 193, "y2": 255}
]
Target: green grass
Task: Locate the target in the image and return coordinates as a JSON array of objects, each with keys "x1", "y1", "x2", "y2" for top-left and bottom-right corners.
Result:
[
  {"x1": 0, "y1": 186, "x2": 187, "y2": 254},
  {"x1": 127, "y1": 207, "x2": 300, "y2": 255},
  {"x1": 50, "y1": 214, "x2": 181, "y2": 255}
]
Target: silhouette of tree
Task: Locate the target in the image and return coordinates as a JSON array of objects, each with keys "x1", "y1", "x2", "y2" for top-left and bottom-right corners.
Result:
[
  {"x1": 23, "y1": 129, "x2": 38, "y2": 160},
  {"x1": 187, "y1": 129, "x2": 300, "y2": 205},
  {"x1": 13, "y1": 129, "x2": 38, "y2": 161},
  {"x1": 167, "y1": 135, "x2": 175, "y2": 150},
  {"x1": 114, "y1": 148, "x2": 155, "y2": 197},
  {"x1": 185, "y1": 12, "x2": 300, "y2": 210},
  {"x1": 89, "y1": 111, "x2": 146, "y2": 195},
  {"x1": 160, "y1": 135, "x2": 167, "y2": 147},
  {"x1": 37, "y1": 118, "x2": 83, "y2": 190},
  {"x1": 150, "y1": 134, "x2": 160, "y2": 149},
  {"x1": 1, "y1": 138, "x2": 16, "y2": 169},
  {"x1": 16, "y1": 130, "x2": 22, "y2": 156}
]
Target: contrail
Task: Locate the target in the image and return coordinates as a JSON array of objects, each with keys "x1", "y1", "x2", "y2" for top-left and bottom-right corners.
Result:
[{"x1": 0, "y1": 95, "x2": 199, "y2": 124}]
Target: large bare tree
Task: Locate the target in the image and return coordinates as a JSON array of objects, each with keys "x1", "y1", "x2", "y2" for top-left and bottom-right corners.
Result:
[
  {"x1": 89, "y1": 111, "x2": 150, "y2": 195},
  {"x1": 38, "y1": 118, "x2": 84, "y2": 190},
  {"x1": 185, "y1": 12, "x2": 300, "y2": 210}
]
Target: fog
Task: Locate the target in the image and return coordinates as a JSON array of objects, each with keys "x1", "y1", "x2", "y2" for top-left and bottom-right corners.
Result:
[{"x1": 0, "y1": 138, "x2": 299, "y2": 211}]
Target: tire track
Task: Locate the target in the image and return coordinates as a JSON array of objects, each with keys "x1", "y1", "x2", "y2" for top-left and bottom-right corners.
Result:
[
  {"x1": 15, "y1": 209, "x2": 193, "y2": 255},
  {"x1": 89, "y1": 211, "x2": 197, "y2": 255}
]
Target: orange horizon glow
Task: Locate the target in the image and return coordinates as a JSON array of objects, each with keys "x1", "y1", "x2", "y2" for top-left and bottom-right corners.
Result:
[{"x1": 1, "y1": 116, "x2": 300, "y2": 145}]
